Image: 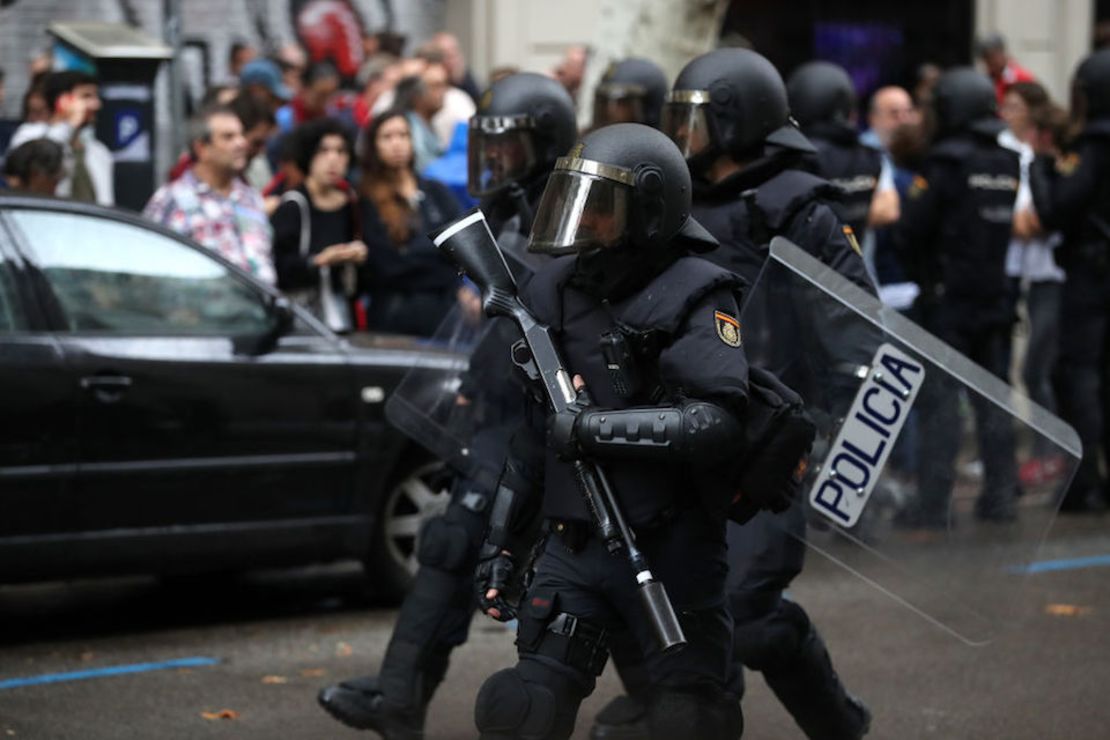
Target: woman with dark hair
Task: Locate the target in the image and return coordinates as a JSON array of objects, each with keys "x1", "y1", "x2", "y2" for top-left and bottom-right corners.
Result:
[
  {"x1": 270, "y1": 117, "x2": 367, "y2": 332},
  {"x1": 358, "y1": 109, "x2": 465, "y2": 336}
]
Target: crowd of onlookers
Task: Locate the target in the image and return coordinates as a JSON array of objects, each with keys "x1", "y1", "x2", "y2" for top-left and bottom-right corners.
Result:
[{"x1": 0, "y1": 31, "x2": 590, "y2": 338}]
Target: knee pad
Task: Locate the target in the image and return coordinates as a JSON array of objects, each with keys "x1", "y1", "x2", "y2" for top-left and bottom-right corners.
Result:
[
  {"x1": 732, "y1": 597, "x2": 811, "y2": 672},
  {"x1": 416, "y1": 514, "x2": 473, "y2": 572},
  {"x1": 474, "y1": 668, "x2": 556, "y2": 740}
]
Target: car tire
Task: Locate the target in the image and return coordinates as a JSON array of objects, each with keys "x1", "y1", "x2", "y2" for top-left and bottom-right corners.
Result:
[{"x1": 368, "y1": 454, "x2": 455, "y2": 605}]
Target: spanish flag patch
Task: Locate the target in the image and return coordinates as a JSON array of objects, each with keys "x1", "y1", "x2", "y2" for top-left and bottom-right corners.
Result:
[{"x1": 715, "y1": 310, "x2": 742, "y2": 347}]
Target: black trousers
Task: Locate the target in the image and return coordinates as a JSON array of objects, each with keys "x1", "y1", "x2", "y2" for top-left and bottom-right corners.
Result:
[
  {"x1": 1057, "y1": 266, "x2": 1110, "y2": 501},
  {"x1": 506, "y1": 506, "x2": 732, "y2": 738},
  {"x1": 913, "y1": 301, "x2": 1018, "y2": 522}
]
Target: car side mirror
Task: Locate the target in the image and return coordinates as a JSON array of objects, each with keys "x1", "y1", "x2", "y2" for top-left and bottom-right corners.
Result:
[
  {"x1": 271, "y1": 295, "x2": 295, "y2": 336},
  {"x1": 232, "y1": 295, "x2": 295, "y2": 356}
]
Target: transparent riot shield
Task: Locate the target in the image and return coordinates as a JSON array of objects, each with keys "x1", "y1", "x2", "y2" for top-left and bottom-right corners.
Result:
[
  {"x1": 740, "y1": 237, "x2": 1081, "y2": 644},
  {"x1": 384, "y1": 304, "x2": 525, "y2": 492}
]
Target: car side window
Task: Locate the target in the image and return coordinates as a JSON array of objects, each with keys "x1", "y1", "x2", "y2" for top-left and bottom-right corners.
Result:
[
  {"x1": 8, "y1": 210, "x2": 271, "y2": 336},
  {"x1": 0, "y1": 252, "x2": 29, "y2": 333}
]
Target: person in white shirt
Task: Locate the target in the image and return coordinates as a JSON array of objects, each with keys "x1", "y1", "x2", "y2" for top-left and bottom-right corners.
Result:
[
  {"x1": 9, "y1": 70, "x2": 113, "y2": 206},
  {"x1": 999, "y1": 80, "x2": 1068, "y2": 481}
]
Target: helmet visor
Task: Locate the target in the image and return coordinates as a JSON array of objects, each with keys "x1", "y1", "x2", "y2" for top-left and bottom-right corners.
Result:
[
  {"x1": 528, "y1": 163, "x2": 631, "y2": 255},
  {"x1": 467, "y1": 116, "x2": 538, "y2": 196},
  {"x1": 661, "y1": 91, "x2": 713, "y2": 159},
  {"x1": 593, "y1": 83, "x2": 646, "y2": 126}
]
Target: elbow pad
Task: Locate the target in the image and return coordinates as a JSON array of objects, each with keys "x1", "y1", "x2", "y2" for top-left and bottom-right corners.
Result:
[{"x1": 574, "y1": 400, "x2": 743, "y2": 464}]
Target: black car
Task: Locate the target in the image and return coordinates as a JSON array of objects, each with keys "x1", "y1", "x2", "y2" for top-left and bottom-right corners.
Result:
[{"x1": 0, "y1": 194, "x2": 456, "y2": 601}]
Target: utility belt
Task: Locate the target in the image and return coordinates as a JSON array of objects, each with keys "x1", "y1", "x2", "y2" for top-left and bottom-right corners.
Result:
[{"x1": 546, "y1": 502, "x2": 689, "y2": 552}]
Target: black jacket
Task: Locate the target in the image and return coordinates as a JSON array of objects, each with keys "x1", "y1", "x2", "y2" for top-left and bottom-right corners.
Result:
[
  {"x1": 802, "y1": 121, "x2": 884, "y2": 237},
  {"x1": 693, "y1": 166, "x2": 875, "y2": 293},
  {"x1": 520, "y1": 254, "x2": 750, "y2": 527},
  {"x1": 360, "y1": 176, "x2": 462, "y2": 295},
  {"x1": 1030, "y1": 119, "x2": 1110, "y2": 271},
  {"x1": 895, "y1": 129, "x2": 1019, "y2": 321}
]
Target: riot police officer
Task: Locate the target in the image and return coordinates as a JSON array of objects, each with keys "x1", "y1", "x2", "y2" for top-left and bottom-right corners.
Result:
[
  {"x1": 472, "y1": 123, "x2": 763, "y2": 740},
  {"x1": 895, "y1": 68, "x2": 1021, "y2": 525},
  {"x1": 592, "y1": 48, "x2": 873, "y2": 740},
  {"x1": 1030, "y1": 50, "x2": 1110, "y2": 512},
  {"x1": 470, "y1": 72, "x2": 581, "y2": 240},
  {"x1": 787, "y1": 60, "x2": 894, "y2": 239},
  {"x1": 591, "y1": 57, "x2": 669, "y2": 129},
  {"x1": 317, "y1": 72, "x2": 576, "y2": 739}
]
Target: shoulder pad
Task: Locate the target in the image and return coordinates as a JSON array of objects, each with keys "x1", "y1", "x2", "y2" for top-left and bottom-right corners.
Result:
[
  {"x1": 750, "y1": 170, "x2": 842, "y2": 230},
  {"x1": 614, "y1": 257, "x2": 745, "y2": 336}
]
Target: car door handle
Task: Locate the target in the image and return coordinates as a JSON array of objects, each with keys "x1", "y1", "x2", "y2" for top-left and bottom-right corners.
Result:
[
  {"x1": 80, "y1": 374, "x2": 133, "y2": 403},
  {"x1": 80, "y1": 375, "x2": 133, "y2": 390}
]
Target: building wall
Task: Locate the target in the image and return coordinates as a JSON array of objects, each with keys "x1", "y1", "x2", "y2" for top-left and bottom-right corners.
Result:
[{"x1": 976, "y1": 0, "x2": 1092, "y2": 102}]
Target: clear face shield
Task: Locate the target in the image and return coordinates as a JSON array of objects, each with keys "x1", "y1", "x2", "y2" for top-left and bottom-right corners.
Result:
[
  {"x1": 660, "y1": 90, "x2": 714, "y2": 160},
  {"x1": 592, "y1": 82, "x2": 647, "y2": 126},
  {"x1": 467, "y1": 115, "x2": 539, "y2": 197},
  {"x1": 528, "y1": 156, "x2": 633, "y2": 255}
]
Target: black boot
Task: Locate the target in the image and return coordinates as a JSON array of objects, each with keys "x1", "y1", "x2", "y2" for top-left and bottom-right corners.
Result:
[
  {"x1": 318, "y1": 676, "x2": 423, "y2": 739},
  {"x1": 762, "y1": 626, "x2": 871, "y2": 740},
  {"x1": 318, "y1": 646, "x2": 451, "y2": 738}
]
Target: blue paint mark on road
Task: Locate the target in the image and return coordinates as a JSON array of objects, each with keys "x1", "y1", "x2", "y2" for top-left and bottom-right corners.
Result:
[
  {"x1": 1009, "y1": 554, "x2": 1110, "y2": 575},
  {"x1": 0, "y1": 656, "x2": 219, "y2": 690}
]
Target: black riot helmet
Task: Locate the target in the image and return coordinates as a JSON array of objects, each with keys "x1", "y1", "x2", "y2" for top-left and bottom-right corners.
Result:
[
  {"x1": 786, "y1": 61, "x2": 857, "y2": 128},
  {"x1": 662, "y1": 48, "x2": 813, "y2": 171},
  {"x1": 529, "y1": 123, "x2": 716, "y2": 257},
  {"x1": 467, "y1": 72, "x2": 577, "y2": 197},
  {"x1": 932, "y1": 67, "x2": 1001, "y2": 137},
  {"x1": 1072, "y1": 49, "x2": 1110, "y2": 123},
  {"x1": 593, "y1": 57, "x2": 669, "y2": 128}
]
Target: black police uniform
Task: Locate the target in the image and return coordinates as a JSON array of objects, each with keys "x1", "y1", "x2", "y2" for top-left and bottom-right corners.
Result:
[
  {"x1": 590, "y1": 49, "x2": 873, "y2": 740},
  {"x1": 802, "y1": 122, "x2": 883, "y2": 239},
  {"x1": 318, "y1": 72, "x2": 577, "y2": 738},
  {"x1": 787, "y1": 60, "x2": 883, "y2": 240},
  {"x1": 693, "y1": 166, "x2": 875, "y2": 740},
  {"x1": 476, "y1": 255, "x2": 747, "y2": 740},
  {"x1": 895, "y1": 70, "x2": 1020, "y2": 525},
  {"x1": 472, "y1": 123, "x2": 753, "y2": 740},
  {"x1": 1029, "y1": 51, "x2": 1110, "y2": 510}
]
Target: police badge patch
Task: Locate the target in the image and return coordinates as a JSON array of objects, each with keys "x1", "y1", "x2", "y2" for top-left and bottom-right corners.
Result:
[{"x1": 715, "y1": 310, "x2": 742, "y2": 347}]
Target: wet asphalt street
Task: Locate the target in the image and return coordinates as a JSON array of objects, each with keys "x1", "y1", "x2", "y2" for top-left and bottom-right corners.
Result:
[{"x1": 0, "y1": 511, "x2": 1108, "y2": 740}]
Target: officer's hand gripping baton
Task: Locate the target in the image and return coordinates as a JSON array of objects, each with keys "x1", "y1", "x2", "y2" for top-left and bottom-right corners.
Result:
[{"x1": 431, "y1": 208, "x2": 686, "y2": 654}]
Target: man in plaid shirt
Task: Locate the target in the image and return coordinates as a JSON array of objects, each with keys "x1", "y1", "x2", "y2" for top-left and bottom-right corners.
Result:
[{"x1": 144, "y1": 105, "x2": 276, "y2": 285}]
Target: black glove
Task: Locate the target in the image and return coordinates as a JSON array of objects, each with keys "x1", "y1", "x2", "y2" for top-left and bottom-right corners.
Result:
[
  {"x1": 475, "y1": 543, "x2": 519, "y2": 622},
  {"x1": 548, "y1": 388, "x2": 594, "y2": 461}
]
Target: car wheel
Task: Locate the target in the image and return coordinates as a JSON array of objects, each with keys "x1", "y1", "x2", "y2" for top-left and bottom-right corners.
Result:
[{"x1": 369, "y1": 456, "x2": 454, "y2": 604}]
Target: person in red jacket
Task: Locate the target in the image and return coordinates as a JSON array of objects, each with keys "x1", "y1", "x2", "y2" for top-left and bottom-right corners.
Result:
[{"x1": 977, "y1": 33, "x2": 1036, "y2": 105}]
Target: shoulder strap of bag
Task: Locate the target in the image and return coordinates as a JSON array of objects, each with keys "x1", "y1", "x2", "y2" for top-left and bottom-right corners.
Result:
[{"x1": 281, "y1": 190, "x2": 312, "y2": 258}]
